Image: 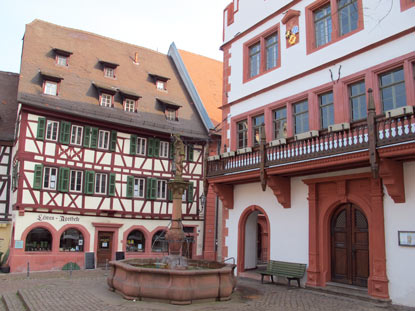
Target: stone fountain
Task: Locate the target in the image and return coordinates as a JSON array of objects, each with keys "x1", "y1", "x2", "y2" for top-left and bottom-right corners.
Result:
[{"x1": 107, "y1": 134, "x2": 236, "y2": 304}]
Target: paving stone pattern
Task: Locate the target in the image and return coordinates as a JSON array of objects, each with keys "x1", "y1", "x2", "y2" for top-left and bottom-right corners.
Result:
[{"x1": 0, "y1": 270, "x2": 414, "y2": 311}]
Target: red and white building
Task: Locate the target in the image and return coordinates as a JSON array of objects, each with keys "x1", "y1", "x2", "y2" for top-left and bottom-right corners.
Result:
[
  {"x1": 208, "y1": 0, "x2": 415, "y2": 307},
  {"x1": 9, "y1": 20, "x2": 219, "y2": 272}
]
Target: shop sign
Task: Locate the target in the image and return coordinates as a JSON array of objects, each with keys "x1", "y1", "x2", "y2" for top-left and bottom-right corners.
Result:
[{"x1": 36, "y1": 215, "x2": 80, "y2": 222}]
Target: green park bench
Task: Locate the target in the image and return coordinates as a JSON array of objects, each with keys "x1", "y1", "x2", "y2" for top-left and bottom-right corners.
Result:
[{"x1": 259, "y1": 260, "x2": 306, "y2": 288}]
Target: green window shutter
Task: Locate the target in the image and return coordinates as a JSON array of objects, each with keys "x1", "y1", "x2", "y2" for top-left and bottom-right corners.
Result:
[
  {"x1": 90, "y1": 127, "x2": 98, "y2": 149},
  {"x1": 147, "y1": 138, "x2": 154, "y2": 157},
  {"x1": 36, "y1": 117, "x2": 46, "y2": 140},
  {"x1": 154, "y1": 139, "x2": 160, "y2": 158},
  {"x1": 187, "y1": 183, "x2": 194, "y2": 203},
  {"x1": 83, "y1": 126, "x2": 91, "y2": 148},
  {"x1": 146, "y1": 177, "x2": 152, "y2": 199},
  {"x1": 58, "y1": 167, "x2": 70, "y2": 192},
  {"x1": 151, "y1": 178, "x2": 157, "y2": 199},
  {"x1": 168, "y1": 188, "x2": 173, "y2": 202},
  {"x1": 109, "y1": 131, "x2": 117, "y2": 152},
  {"x1": 108, "y1": 173, "x2": 116, "y2": 196},
  {"x1": 126, "y1": 176, "x2": 134, "y2": 198},
  {"x1": 59, "y1": 121, "x2": 71, "y2": 145},
  {"x1": 169, "y1": 142, "x2": 173, "y2": 159},
  {"x1": 188, "y1": 145, "x2": 194, "y2": 162},
  {"x1": 84, "y1": 170, "x2": 95, "y2": 195},
  {"x1": 12, "y1": 162, "x2": 18, "y2": 190},
  {"x1": 130, "y1": 134, "x2": 137, "y2": 155},
  {"x1": 33, "y1": 164, "x2": 43, "y2": 190}
]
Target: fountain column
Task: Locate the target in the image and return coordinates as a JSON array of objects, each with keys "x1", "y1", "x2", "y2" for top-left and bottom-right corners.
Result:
[{"x1": 166, "y1": 134, "x2": 189, "y2": 256}]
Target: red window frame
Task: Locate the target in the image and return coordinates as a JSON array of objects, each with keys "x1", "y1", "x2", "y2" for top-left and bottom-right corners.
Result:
[
  {"x1": 305, "y1": 0, "x2": 364, "y2": 54},
  {"x1": 123, "y1": 98, "x2": 137, "y2": 112},
  {"x1": 99, "y1": 92, "x2": 114, "y2": 107},
  {"x1": 400, "y1": 0, "x2": 415, "y2": 11},
  {"x1": 243, "y1": 23, "x2": 281, "y2": 83}
]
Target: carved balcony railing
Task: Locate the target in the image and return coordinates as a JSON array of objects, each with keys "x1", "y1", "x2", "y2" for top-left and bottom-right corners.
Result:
[{"x1": 207, "y1": 112, "x2": 415, "y2": 178}]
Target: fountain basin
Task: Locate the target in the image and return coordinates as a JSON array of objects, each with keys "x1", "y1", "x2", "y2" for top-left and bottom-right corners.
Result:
[{"x1": 107, "y1": 258, "x2": 236, "y2": 304}]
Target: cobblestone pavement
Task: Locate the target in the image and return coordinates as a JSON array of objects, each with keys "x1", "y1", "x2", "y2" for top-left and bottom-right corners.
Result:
[{"x1": 0, "y1": 270, "x2": 414, "y2": 311}]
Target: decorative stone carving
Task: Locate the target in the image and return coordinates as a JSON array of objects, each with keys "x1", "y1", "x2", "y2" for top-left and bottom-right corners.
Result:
[{"x1": 267, "y1": 175, "x2": 291, "y2": 209}]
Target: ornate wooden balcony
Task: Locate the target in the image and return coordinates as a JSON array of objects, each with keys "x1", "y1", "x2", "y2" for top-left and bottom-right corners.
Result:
[{"x1": 207, "y1": 112, "x2": 415, "y2": 178}]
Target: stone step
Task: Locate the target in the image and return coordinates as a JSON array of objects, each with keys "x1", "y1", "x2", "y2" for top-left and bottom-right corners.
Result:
[
  {"x1": 308, "y1": 282, "x2": 391, "y2": 307},
  {"x1": 1, "y1": 293, "x2": 27, "y2": 311}
]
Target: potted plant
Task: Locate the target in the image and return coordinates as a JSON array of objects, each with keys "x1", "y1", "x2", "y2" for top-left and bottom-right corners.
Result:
[{"x1": 1, "y1": 248, "x2": 10, "y2": 273}]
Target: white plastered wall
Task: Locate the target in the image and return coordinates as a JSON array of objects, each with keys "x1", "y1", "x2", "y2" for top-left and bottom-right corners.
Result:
[{"x1": 384, "y1": 161, "x2": 415, "y2": 307}]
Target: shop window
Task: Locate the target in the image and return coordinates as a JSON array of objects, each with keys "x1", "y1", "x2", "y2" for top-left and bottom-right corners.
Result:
[
  {"x1": 70, "y1": 170, "x2": 83, "y2": 192},
  {"x1": 45, "y1": 120, "x2": 59, "y2": 141},
  {"x1": 349, "y1": 80, "x2": 366, "y2": 121},
  {"x1": 25, "y1": 228, "x2": 52, "y2": 251},
  {"x1": 379, "y1": 67, "x2": 407, "y2": 112},
  {"x1": 126, "y1": 230, "x2": 145, "y2": 252},
  {"x1": 59, "y1": 228, "x2": 84, "y2": 252},
  {"x1": 98, "y1": 130, "x2": 110, "y2": 149},
  {"x1": 293, "y1": 100, "x2": 309, "y2": 134},
  {"x1": 43, "y1": 167, "x2": 58, "y2": 190},
  {"x1": 95, "y1": 173, "x2": 108, "y2": 195},
  {"x1": 252, "y1": 114, "x2": 265, "y2": 146},
  {"x1": 273, "y1": 107, "x2": 287, "y2": 139},
  {"x1": 100, "y1": 93, "x2": 113, "y2": 107},
  {"x1": 237, "y1": 119, "x2": 248, "y2": 149},
  {"x1": 319, "y1": 91, "x2": 334, "y2": 129},
  {"x1": 70, "y1": 125, "x2": 83, "y2": 145},
  {"x1": 152, "y1": 230, "x2": 168, "y2": 252}
]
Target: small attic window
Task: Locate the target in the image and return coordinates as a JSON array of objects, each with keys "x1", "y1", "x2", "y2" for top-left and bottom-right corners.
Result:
[
  {"x1": 53, "y1": 48, "x2": 72, "y2": 67},
  {"x1": 149, "y1": 73, "x2": 170, "y2": 91},
  {"x1": 92, "y1": 82, "x2": 116, "y2": 108},
  {"x1": 99, "y1": 60, "x2": 119, "y2": 79},
  {"x1": 40, "y1": 71, "x2": 64, "y2": 96},
  {"x1": 119, "y1": 89, "x2": 142, "y2": 113},
  {"x1": 157, "y1": 98, "x2": 181, "y2": 122}
]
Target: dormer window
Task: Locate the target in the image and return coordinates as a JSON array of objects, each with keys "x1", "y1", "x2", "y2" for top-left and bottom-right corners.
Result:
[
  {"x1": 119, "y1": 89, "x2": 141, "y2": 113},
  {"x1": 99, "y1": 60, "x2": 119, "y2": 79},
  {"x1": 149, "y1": 73, "x2": 170, "y2": 91},
  {"x1": 40, "y1": 71, "x2": 63, "y2": 96},
  {"x1": 53, "y1": 48, "x2": 72, "y2": 67},
  {"x1": 157, "y1": 98, "x2": 181, "y2": 122},
  {"x1": 92, "y1": 82, "x2": 116, "y2": 108}
]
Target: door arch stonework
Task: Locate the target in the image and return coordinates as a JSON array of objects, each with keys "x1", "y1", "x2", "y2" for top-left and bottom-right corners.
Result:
[
  {"x1": 237, "y1": 205, "x2": 270, "y2": 273},
  {"x1": 304, "y1": 173, "x2": 389, "y2": 299}
]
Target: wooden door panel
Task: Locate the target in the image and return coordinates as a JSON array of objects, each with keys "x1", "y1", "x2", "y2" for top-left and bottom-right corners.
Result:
[
  {"x1": 97, "y1": 232, "x2": 113, "y2": 267},
  {"x1": 334, "y1": 249, "x2": 347, "y2": 275}
]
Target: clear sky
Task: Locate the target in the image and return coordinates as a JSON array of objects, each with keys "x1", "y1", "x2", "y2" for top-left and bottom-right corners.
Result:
[{"x1": 0, "y1": 0, "x2": 230, "y2": 74}]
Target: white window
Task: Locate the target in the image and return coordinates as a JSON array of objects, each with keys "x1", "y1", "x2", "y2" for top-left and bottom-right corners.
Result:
[
  {"x1": 70, "y1": 125, "x2": 83, "y2": 145},
  {"x1": 43, "y1": 167, "x2": 58, "y2": 190},
  {"x1": 44, "y1": 81, "x2": 58, "y2": 96},
  {"x1": 156, "y1": 80, "x2": 165, "y2": 90},
  {"x1": 98, "y1": 130, "x2": 110, "y2": 149},
  {"x1": 159, "y1": 141, "x2": 169, "y2": 158},
  {"x1": 100, "y1": 93, "x2": 112, "y2": 107},
  {"x1": 124, "y1": 99, "x2": 136, "y2": 112},
  {"x1": 156, "y1": 180, "x2": 167, "y2": 199},
  {"x1": 45, "y1": 120, "x2": 59, "y2": 141},
  {"x1": 104, "y1": 67, "x2": 115, "y2": 78},
  {"x1": 136, "y1": 137, "x2": 146, "y2": 155},
  {"x1": 57, "y1": 55, "x2": 68, "y2": 66},
  {"x1": 70, "y1": 170, "x2": 83, "y2": 192},
  {"x1": 95, "y1": 173, "x2": 107, "y2": 194},
  {"x1": 134, "y1": 178, "x2": 145, "y2": 198},
  {"x1": 166, "y1": 108, "x2": 176, "y2": 121}
]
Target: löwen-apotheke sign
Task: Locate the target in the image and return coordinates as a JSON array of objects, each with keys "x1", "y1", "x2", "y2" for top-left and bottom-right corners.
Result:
[{"x1": 36, "y1": 215, "x2": 80, "y2": 222}]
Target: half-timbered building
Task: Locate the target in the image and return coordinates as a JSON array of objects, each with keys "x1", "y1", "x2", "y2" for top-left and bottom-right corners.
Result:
[
  {"x1": 10, "y1": 20, "x2": 215, "y2": 272},
  {"x1": 0, "y1": 71, "x2": 19, "y2": 258},
  {"x1": 208, "y1": 0, "x2": 415, "y2": 307}
]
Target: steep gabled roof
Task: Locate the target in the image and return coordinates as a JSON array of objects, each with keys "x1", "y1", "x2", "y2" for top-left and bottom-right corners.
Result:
[
  {"x1": 18, "y1": 20, "x2": 209, "y2": 139},
  {"x1": 0, "y1": 71, "x2": 19, "y2": 142}
]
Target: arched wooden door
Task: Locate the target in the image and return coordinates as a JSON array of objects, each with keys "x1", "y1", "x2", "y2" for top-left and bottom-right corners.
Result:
[{"x1": 331, "y1": 203, "x2": 369, "y2": 287}]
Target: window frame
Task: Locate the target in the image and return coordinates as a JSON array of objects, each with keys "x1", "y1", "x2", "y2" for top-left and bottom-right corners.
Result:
[
  {"x1": 43, "y1": 167, "x2": 58, "y2": 190},
  {"x1": 165, "y1": 108, "x2": 177, "y2": 121},
  {"x1": 273, "y1": 106, "x2": 287, "y2": 139},
  {"x1": 124, "y1": 98, "x2": 136, "y2": 112},
  {"x1": 243, "y1": 23, "x2": 281, "y2": 83},
  {"x1": 293, "y1": 100, "x2": 310, "y2": 134},
  {"x1": 133, "y1": 177, "x2": 145, "y2": 198},
  {"x1": 43, "y1": 80, "x2": 59, "y2": 96},
  {"x1": 306, "y1": 0, "x2": 363, "y2": 54},
  {"x1": 252, "y1": 114, "x2": 265, "y2": 146},
  {"x1": 156, "y1": 179, "x2": 167, "y2": 200},
  {"x1": 104, "y1": 66, "x2": 116, "y2": 79},
  {"x1": 136, "y1": 137, "x2": 147, "y2": 156},
  {"x1": 70, "y1": 125, "x2": 83, "y2": 146},
  {"x1": 126, "y1": 229, "x2": 145, "y2": 252},
  {"x1": 159, "y1": 141, "x2": 169, "y2": 158},
  {"x1": 45, "y1": 120, "x2": 59, "y2": 141},
  {"x1": 348, "y1": 80, "x2": 367, "y2": 121},
  {"x1": 378, "y1": 66, "x2": 407, "y2": 112},
  {"x1": 95, "y1": 172, "x2": 108, "y2": 195},
  {"x1": 236, "y1": 119, "x2": 248, "y2": 149},
  {"x1": 59, "y1": 228, "x2": 84, "y2": 252},
  {"x1": 69, "y1": 170, "x2": 83, "y2": 193},
  {"x1": 318, "y1": 91, "x2": 334, "y2": 129},
  {"x1": 156, "y1": 80, "x2": 166, "y2": 91},
  {"x1": 100, "y1": 93, "x2": 113, "y2": 107},
  {"x1": 56, "y1": 54, "x2": 68, "y2": 67},
  {"x1": 25, "y1": 227, "x2": 52, "y2": 252},
  {"x1": 98, "y1": 130, "x2": 110, "y2": 150}
]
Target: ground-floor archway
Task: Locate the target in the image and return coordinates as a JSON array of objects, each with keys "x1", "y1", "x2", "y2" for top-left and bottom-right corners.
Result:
[{"x1": 237, "y1": 205, "x2": 270, "y2": 273}]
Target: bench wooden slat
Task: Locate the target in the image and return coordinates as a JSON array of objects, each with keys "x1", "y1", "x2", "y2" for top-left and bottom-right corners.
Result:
[{"x1": 258, "y1": 260, "x2": 306, "y2": 287}]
